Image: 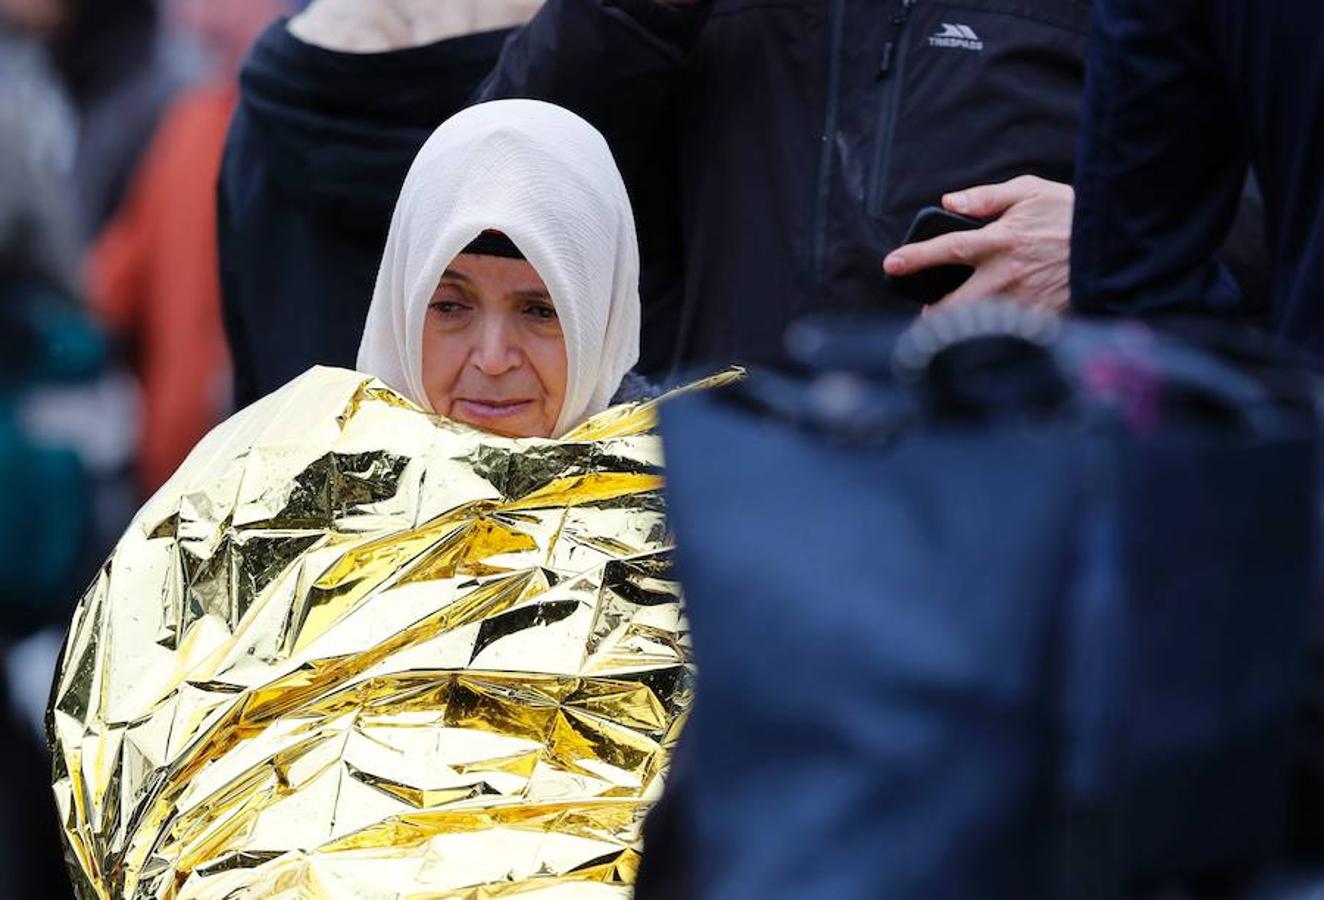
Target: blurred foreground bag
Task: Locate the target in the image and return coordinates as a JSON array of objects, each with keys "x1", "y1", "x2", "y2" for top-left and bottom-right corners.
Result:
[
  {"x1": 649, "y1": 306, "x2": 1323, "y2": 899},
  {"x1": 49, "y1": 366, "x2": 723, "y2": 899}
]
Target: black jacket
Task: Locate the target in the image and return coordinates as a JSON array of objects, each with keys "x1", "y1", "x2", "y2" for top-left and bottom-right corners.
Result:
[
  {"x1": 1072, "y1": 0, "x2": 1324, "y2": 355},
  {"x1": 219, "y1": 22, "x2": 511, "y2": 407},
  {"x1": 479, "y1": 0, "x2": 1093, "y2": 370}
]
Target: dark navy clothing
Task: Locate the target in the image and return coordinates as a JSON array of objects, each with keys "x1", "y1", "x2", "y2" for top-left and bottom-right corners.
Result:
[
  {"x1": 219, "y1": 22, "x2": 510, "y2": 407},
  {"x1": 480, "y1": 0, "x2": 1094, "y2": 369},
  {"x1": 1072, "y1": 0, "x2": 1324, "y2": 353},
  {"x1": 650, "y1": 317, "x2": 1324, "y2": 898}
]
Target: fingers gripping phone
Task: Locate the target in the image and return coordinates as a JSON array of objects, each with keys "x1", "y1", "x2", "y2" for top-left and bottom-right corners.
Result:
[{"x1": 886, "y1": 206, "x2": 989, "y2": 305}]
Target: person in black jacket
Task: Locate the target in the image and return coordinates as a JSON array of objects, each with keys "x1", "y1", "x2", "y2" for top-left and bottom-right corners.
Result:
[
  {"x1": 477, "y1": 0, "x2": 1092, "y2": 371},
  {"x1": 1071, "y1": 0, "x2": 1324, "y2": 355},
  {"x1": 218, "y1": 4, "x2": 531, "y2": 407}
]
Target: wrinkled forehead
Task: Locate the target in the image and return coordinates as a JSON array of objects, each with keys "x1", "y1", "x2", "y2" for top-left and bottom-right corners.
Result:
[
  {"x1": 442, "y1": 243, "x2": 555, "y2": 311},
  {"x1": 449, "y1": 231, "x2": 552, "y2": 297}
]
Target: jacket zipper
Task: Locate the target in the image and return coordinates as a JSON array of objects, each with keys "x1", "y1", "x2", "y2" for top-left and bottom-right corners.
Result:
[
  {"x1": 811, "y1": 0, "x2": 849, "y2": 295},
  {"x1": 867, "y1": 0, "x2": 916, "y2": 218}
]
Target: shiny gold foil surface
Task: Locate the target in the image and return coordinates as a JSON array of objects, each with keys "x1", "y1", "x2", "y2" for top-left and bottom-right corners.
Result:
[{"x1": 51, "y1": 367, "x2": 726, "y2": 899}]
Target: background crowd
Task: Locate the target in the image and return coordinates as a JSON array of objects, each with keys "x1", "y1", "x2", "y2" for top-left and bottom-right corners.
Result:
[
  {"x1": 1, "y1": 0, "x2": 291, "y2": 892},
  {"x1": 2, "y1": 0, "x2": 1322, "y2": 895}
]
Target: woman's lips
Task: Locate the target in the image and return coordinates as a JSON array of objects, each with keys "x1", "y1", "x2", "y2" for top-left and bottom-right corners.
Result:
[{"x1": 454, "y1": 399, "x2": 534, "y2": 421}]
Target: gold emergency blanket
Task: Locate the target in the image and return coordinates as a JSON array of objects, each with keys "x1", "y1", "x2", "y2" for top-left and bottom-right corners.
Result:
[{"x1": 50, "y1": 366, "x2": 714, "y2": 899}]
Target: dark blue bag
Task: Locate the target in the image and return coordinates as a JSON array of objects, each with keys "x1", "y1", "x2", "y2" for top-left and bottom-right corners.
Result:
[{"x1": 646, "y1": 307, "x2": 1322, "y2": 899}]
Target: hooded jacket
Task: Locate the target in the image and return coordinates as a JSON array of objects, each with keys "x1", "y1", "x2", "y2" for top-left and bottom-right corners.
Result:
[{"x1": 218, "y1": 21, "x2": 511, "y2": 407}]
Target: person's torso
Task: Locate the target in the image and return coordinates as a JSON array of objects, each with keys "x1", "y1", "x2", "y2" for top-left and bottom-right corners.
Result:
[{"x1": 675, "y1": 0, "x2": 1091, "y2": 366}]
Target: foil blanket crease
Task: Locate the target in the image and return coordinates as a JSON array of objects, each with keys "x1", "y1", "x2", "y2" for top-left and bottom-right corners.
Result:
[{"x1": 50, "y1": 366, "x2": 715, "y2": 899}]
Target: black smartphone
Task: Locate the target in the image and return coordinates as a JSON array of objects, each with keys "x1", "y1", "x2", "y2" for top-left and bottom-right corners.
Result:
[{"x1": 886, "y1": 206, "x2": 988, "y2": 305}]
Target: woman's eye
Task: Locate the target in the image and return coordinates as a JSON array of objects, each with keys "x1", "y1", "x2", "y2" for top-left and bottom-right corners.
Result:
[
  {"x1": 429, "y1": 299, "x2": 469, "y2": 316},
  {"x1": 525, "y1": 303, "x2": 558, "y2": 321}
]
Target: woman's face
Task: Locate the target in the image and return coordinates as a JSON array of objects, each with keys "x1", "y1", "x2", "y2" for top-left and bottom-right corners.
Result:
[{"x1": 422, "y1": 251, "x2": 568, "y2": 438}]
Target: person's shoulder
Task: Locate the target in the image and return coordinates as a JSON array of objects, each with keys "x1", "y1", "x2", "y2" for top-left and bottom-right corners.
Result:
[
  {"x1": 136, "y1": 367, "x2": 380, "y2": 522},
  {"x1": 611, "y1": 371, "x2": 662, "y2": 405},
  {"x1": 213, "y1": 365, "x2": 382, "y2": 449},
  {"x1": 287, "y1": 0, "x2": 534, "y2": 54}
]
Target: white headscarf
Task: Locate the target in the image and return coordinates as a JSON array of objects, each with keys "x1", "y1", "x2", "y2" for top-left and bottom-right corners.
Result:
[{"x1": 356, "y1": 99, "x2": 642, "y2": 437}]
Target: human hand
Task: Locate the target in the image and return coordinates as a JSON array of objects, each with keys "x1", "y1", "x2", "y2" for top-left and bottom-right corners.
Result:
[
  {"x1": 883, "y1": 175, "x2": 1074, "y2": 313},
  {"x1": 289, "y1": 0, "x2": 541, "y2": 53}
]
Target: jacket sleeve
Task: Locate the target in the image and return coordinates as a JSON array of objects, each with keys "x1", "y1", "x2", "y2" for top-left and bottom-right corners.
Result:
[
  {"x1": 1070, "y1": 0, "x2": 1248, "y2": 319},
  {"x1": 476, "y1": 0, "x2": 712, "y2": 153}
]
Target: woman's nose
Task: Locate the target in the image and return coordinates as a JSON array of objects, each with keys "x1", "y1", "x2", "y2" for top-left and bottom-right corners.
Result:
[{"x1": 470, "y1": 317, "x2": 522, "y2": 375}]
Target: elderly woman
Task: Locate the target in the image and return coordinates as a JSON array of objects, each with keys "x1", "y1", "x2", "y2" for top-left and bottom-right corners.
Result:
[{"x1": 51, "y1": 100, "x2": 711, "y2": 898}]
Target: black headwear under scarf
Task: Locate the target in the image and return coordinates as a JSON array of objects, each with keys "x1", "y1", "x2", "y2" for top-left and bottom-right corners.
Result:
[{"x1": 462, "y1": 230, "x2": 527, "y2": 261}]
